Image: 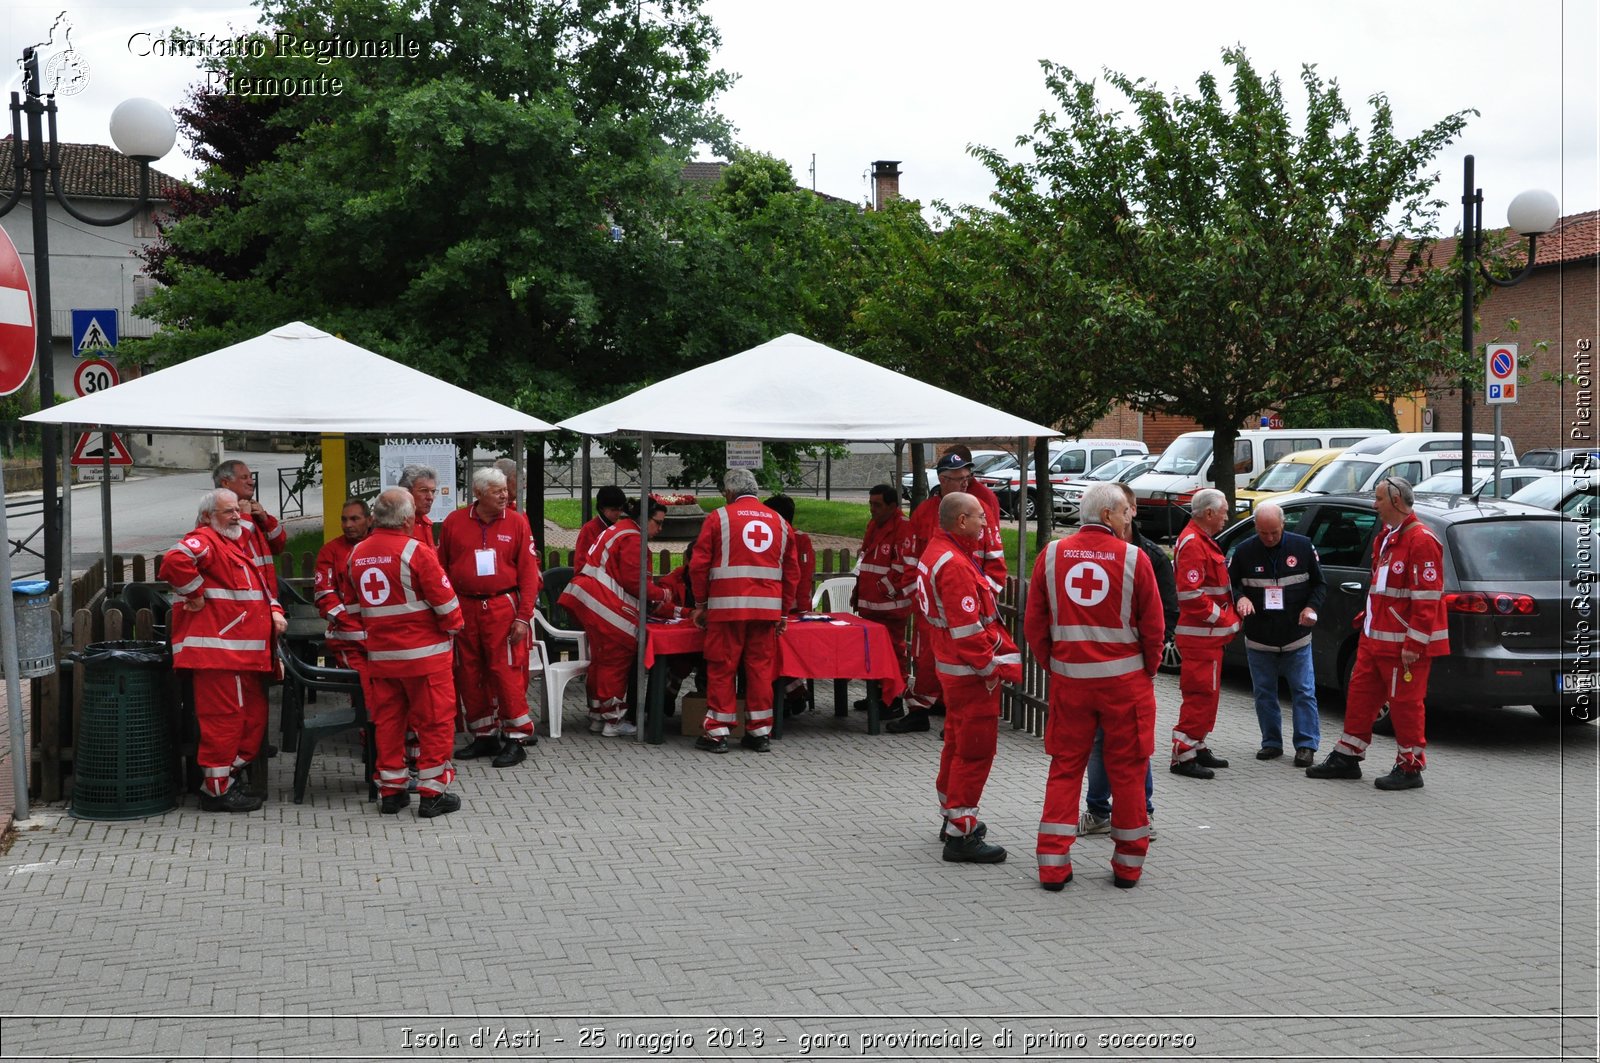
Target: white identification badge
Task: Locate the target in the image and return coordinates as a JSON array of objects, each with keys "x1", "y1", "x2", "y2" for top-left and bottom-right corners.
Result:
[
  {"x1": 1374, "y1": 563, "x2": 1388, "y2": 593},
  {"x1": 1264, "y1": 587, "x2": 1284, "y2": 610},
  {"x1": 475, "y1": 548, "x2": 498, "y2": 577}
]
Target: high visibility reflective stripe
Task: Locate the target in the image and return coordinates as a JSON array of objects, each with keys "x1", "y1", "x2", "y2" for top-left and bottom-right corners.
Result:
[
  {"x1": 858, "y1": 600, "x2": 908, "y2": 613},
  {"x1": 857, "y1": 562, "x2": 891, "y2": 574},
  {"x1": 1037, "y1": 853, "x2": 1071, "y2": 867},
  {"x1": 1378, "y1": 587, "x2": 1442, "y2": 601},
  {"x1": 1246, "y1": 634, "x2": 1312, "y2": 653},
  {"x1": 1037, "y1": 822, "x2": 1075, "y2": 836},
  {"x1": 172, "y1": 542, "x2": 200, "y2": 560},
  {"x1": 174, "y1": 637, "x2": 269, "y2": 652},
  {"x1": 368, "y1": 641, "x2": 453, "y2": 661},
  {"x1": 203, "y1": 587, "x2": 265, "y2": 601},
  {"x1": 1048, "y1": 655, "x2": 1144, "y2": 679},
  {"x1": 593, "y1": 569, "x2": 642, "y2": 611},
  {"x1": 361, "y1": 599, "x2": 434, "y2": 618},
  {"x1": 216, "y1": 611, "x2": 249, "y2": 636},
  {"x1": 1176, "y1": 589, "x2": 1207, "y2": 600},
  {"x1": 326, "y1": 630, "x2": 366, "y2": 642},
  {"x1": 993, "y1": 652, "x2": 1020, "y2": 667},
  {"x1": 1050, "y1": 624, "x2": 1138, "y2": 643},
  {"x1": 1241, "y1": 573, "x2": 1310, "y2": 587},
  {"x1": 433, "y1": 597, "x2": 460, "y2": 617},
  {"x1": 417, "y1": 763, "x2": 451, "y2": 780},
  {"x1": 710, "y1": 564, "x2": 782, "y2": 579},
  {"x1": 1336, "y1": 731, "x2": 1369, "y2": 752},
  {"x1": 565, "y1": 583, "x2": 638, "y2": 639},
  {"x1": 1109, "y1": 825, "x2": 1150, "y2": 842},
  {"x1": 948, "y1": 620, "x2": 986, "y2": 639},
  {"x1": 707, "y1": 594, "x2": 782, "y2": 610},
  {"x1": 1111, "y1": 852, "x2": 1145, "y2": 868},
  {"x1": 172, "y1": 576, "x2": 203, "y2": 596},
  {"x1": 1175, "y1": 622, "x2": 1240, "y2": 637}
]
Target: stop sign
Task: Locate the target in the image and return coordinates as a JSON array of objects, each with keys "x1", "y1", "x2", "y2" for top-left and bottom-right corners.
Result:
[{"x1": 0, "y1": 226, "x2": 36, "y2": 397}]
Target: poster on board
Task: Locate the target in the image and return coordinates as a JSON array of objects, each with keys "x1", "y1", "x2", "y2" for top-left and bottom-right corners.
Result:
[{"x1": 379, "y1": 439, "x2": 459, "y2": 522}]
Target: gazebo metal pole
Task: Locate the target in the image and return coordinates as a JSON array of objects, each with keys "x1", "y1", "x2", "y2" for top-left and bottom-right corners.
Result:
[
  {"x1": 59, "y1": 425, "x2": 72, "y2": 621},
  {"x1": 0, "y1": 459, "x2": 30, "y2": 820},
  {"x1": 633, "y1": 433, "x2": 653, "y2": 743},
  {"x1": 100, "y1": 430, "x2": 112, "y2": 583}
]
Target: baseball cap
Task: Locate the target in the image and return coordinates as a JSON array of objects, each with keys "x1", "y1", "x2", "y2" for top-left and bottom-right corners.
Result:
[{"x1": 934, "y1": 452, "x2": 974, "y2": 473}]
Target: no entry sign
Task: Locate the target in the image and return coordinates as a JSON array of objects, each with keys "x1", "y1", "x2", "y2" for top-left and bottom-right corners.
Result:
[{"x1": 0, "y1": 226, "x2": 35, "y2": 397}]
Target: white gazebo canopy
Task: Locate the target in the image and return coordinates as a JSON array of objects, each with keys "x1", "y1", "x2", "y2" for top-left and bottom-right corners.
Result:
[
  {"x1": 25, "y1": 320, "x2": 555, "y2": 433},
  {"x1": 557, "y1": 333, "x2": 1059, "y2": 441}
]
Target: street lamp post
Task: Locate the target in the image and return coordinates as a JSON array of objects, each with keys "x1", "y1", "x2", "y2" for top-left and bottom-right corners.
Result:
[
  {"x1": 0, "y1": 45, "x2": 176, "y2": 589},
  {"x1": 1458, "y1": 154, "x2": 1560, "y2": 493}
]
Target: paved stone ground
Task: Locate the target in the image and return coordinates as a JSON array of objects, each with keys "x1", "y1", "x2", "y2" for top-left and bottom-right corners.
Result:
[{"x1": 1, "y1": 668, "x2": 1596, "y2": 1061}]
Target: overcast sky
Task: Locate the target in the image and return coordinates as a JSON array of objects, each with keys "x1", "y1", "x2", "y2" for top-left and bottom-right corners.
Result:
[{"x1": 4, "y1": 0, "x2": 1596, "y2": 234}]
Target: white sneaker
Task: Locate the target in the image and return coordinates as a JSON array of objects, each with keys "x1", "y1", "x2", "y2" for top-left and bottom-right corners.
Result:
[
  {"x1": 1147, "y1": 813, "x2": 1157, "y2": 841},
  {"x1": 589, "y1": 718, "x2": 606, "y2": 733},
  {"x1": 602, "y1": 721, "x2": 637, "y2": 737},
  {"x1": 1077, "y1": 810, "x2": 1111, "y2": 836}
]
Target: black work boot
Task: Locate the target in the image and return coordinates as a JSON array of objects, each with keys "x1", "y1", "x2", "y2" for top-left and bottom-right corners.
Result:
[
  {"x1": 1195, "y1": 748, "x2": 1229, "y2": 769},
  {"x1": 942, "y1": 831, "x2": 1007, "y2": 863},
  {"x1": 454, "y1": 735, "x2": 501, "y2": 759},
  {"x1": 380, "y1": 792, "x2": 410, "y2": 815},
  {"x1": 1169, "y1": 760, "x2": 1215, "y2": 780},
  {"x1": 417, "y1": 792, "x2": 462, "y2": 818},
  {"x1": 886, "y1": 710, "x2": 931, "y2": 734},
  {"x1": 1305, "y1": 750, "x2": 1363, "y2": 779},
  {"x1": 199, "y1": 786, "x2": 262, "y2": 813},
  {"x1": 1374, "y1": 765, "x2": 1424, "y2": 790},
  {"x1": 490, "y1": 739, "x2": 527, "y2": 767}
]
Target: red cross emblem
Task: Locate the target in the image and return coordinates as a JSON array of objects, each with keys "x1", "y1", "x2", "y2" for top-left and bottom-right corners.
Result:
[
  {"x1": 742, "y1": 519, "x2": 774, "y2": 552},
  {"x1": 1285, "y1": 555, "x2": 1298, "y2": 569},
  {"x1": 1065, "y1": 561, "x2": 1111, "y2": 607}
]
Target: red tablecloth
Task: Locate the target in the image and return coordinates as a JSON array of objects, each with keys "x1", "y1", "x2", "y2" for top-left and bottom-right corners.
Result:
[{"x1": 645, "y1": 614, "x2": 904, "y2": 703}]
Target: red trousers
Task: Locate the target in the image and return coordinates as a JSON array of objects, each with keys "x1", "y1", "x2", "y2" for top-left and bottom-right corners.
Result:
[
  {"x1": 1172, "y1": 647, "x2": 1224, "y2": 763},
  {"x1": 907, "y1": 617, "x2": 943, "y2": 711},
  {"x1": 455, "y1": 595, "x2": 533, "y2": 740},
  {"x1": 936, "y1": 675, "x2": 1001, "y2": 837},
  {"x1": 191, "y1": 669, "x2": 269, "y2": 797},
  {"x1": 1335, "y1": 645, "x2": 1431, "y2": 771},
  {"x1": 588, "y1": 625, "x2": 637, "y2": 722},
  {"x1": 369, "y1": 670, "x2": 457, "y2": 797},
  {"x1": 861, "y1": 612, "x2": 910, "y2": 695},
  {"x1": 703, "y1": 619, "x2": 778, "y2": 737},
  {"x1": 1037, "y1": 676, "x2": 1156, "y2": 886}
]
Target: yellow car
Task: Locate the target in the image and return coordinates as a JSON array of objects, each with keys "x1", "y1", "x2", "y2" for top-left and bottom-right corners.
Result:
[{"x1": 1234, "y1": 447, "x2": 1347, "y2": 515}]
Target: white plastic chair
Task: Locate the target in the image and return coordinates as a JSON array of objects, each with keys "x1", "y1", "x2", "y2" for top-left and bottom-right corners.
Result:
[
  {"x1": 529, "y1": 609, "x2": 589, "y2": 738},
  {"x1": 812, "y1": 576, "x2": 857, "y2": 616}
]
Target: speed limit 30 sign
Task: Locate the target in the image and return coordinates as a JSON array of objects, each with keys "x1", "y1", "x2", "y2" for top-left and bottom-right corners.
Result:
[{"x1": 74, "y1": 357, "x2": 119, "y2": 396}]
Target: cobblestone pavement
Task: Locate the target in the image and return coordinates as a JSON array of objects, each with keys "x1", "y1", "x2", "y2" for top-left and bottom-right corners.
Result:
[{"x1": 1, "y1": 668, "x2": 1595, "y2": 1061}]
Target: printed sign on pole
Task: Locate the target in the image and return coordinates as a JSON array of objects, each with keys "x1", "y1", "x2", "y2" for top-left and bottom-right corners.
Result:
[
  {"x1": 70, "y1": 431, "x2": 133, "y2": 466},
  {"x1": 726, "y1": 441, "x2": 763, "y2": 469},
  {"x1": 378, "y1": 439, "x2": 459, "y2": 522},
  {"x1": 0, "y1": 226, "x2": 36, "y2": 396},
  {"x1": 71, "y1": 308, "x2": 118, "y2": 357},
  {"x1": 1485, "y1": 343, "x2": 1518, "y2": 405}
]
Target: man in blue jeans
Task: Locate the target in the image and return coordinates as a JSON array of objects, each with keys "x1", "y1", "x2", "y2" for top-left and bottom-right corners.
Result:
[
  {"x1": 1228, "y1": 502, "x2": 1326, "y2": 767},
  {"x1": 1080, "y1": 483, "x2": 1177, "y2": 838}
]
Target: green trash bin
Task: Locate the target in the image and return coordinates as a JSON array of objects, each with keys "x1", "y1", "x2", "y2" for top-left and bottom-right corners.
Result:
[{"x1": 70, "y1": 640, "x2": 176, "y2": 820}]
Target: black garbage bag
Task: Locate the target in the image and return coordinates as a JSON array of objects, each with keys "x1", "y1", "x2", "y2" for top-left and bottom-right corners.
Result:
[{"x1": 70, "y1": 640, "x2": 171, "y2": 667}]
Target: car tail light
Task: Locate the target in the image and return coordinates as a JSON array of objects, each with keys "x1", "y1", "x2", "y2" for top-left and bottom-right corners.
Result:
[
  {"x1": 1173, "y1": 491, "x2": 1196, "y2": 506},
  {"x1": 1445, "y1": 592, "x2": 1538, "y2": 615}
]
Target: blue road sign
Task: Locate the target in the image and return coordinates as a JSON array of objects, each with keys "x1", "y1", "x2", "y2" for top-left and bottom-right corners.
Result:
[{"x1": 71, "y1": 308, "x2": 117, "y2": 357}]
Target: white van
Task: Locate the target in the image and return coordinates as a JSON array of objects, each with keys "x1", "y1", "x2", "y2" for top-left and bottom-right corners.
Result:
[
  {"x1": 1131, "y1": 427, "x2": 1390, "y2": 536},
  {"x1": 1299, "y1": 432, "x2": 1517, "y2": 496},
  {"x1": 977, "y1": 438, "x2": 1147, "y2": 521}
]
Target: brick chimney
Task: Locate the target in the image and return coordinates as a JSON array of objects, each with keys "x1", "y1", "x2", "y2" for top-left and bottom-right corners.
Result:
[{"x1": 871, "y1": 160, "x2": 901, "y2": 209}]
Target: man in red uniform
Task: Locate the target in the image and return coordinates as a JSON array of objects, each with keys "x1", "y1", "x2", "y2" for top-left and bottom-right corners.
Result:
[
  {"x1": 347, "y1": 488, "x2": 465, "y2": 818},
  {"x1": 1308, "y1": 476, "x2": 1449, "y2": 789},
  {"x1": 765, "y1": 493, "x2": 815, "y2": 714},
  {"x1": 852, "y1": 483, "x2": 913, "y2": 715},
  {"x1": 893, "y1": 450, "x2": 1008, "y2": 733},
  {"x1": 398, "y1": 465, "x2": 440, "y2": 552},
  {"x1": 215, "y1": 459, "x2": 287, "y2": 593},
  {"x1": 560, "y1": 499, "x2": 671, "y2": 736},
  {"x1": 1170, "y1": 488, "x2": 1240, "y2": 779},
  {"x1": 688, "y1": 468, "x2": 801, "y2": 754},
  {"x1": 573, "y1": 485, "x2": 628, "y2": 571},
  {"x1": 917, "y1": 492, "x2": 1022, "y2": 863},
  {"x1": 1026, "y1": 483, "x2": 1164, "y2": 889},
  {"x1": 438, "y1": 467, "x2": 543, "y2": 767},
  {"x1": 164, "y1": 489, "x2": 286, "y2": 813},
  {"x1": 312, "y1": 498, "x2": 370, "y2": 670}
]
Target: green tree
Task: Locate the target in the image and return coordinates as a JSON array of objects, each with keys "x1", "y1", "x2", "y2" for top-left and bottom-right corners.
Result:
[
  {"x1": 971, "y1": 49, "x2": 1473, "y2": 504},
  {"x1": 127, "y1": 0, "x2": 735, "y2": 424}
]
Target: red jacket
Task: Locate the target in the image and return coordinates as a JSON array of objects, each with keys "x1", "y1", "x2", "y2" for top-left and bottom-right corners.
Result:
[
  {"x1": 313, "y1": 535, "x2": 365, "y2": 652},
  {"x1": 559, "y1": 518, "x2": 669, "y2": 639},
  {"x1": 856, "y1": 511, "x2": 913, "y2": 620},
  {"x1": 915, "y1": 530, "x2": 1022, "y2": 685},
  {"x1": 689, "y1": 495, "x2": 802, "y2": 620},
  {"x1": 346, "y1": 527, "x2": 463, "y2": 677},
  {"x1": 1025, "y1": 523, "x2": 1164, "y2": 680},
  {"x1": 411, "y1": 513, "x2": 436, "y2": 554},
  {"x1": 573, "y1": 515, "x2": 611, "y2": 573},
  {"x1": 235, "y1": 510, "x2": 285, "y2": 605},
  {"x1": 1173, "y1": 519, "x2": 1240, "y2": 653},
  {"x1": 908, "y1": 490, "x2": 1007, "y2": 595},
  {"x1": 436, "y1": 504, "x2": 542, "y2": 622},
  {"x1": 163, "y1": 524, "x2": 282, "y2": 673},
  {"x1": 1362, "y1": 513, "x2": 1450, "y2": 659}
]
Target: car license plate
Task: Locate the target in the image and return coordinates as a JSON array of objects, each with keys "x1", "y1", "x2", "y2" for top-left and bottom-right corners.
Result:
[{"x1": 1558, "y1": 673, "x2": 1598, "y2": 693}]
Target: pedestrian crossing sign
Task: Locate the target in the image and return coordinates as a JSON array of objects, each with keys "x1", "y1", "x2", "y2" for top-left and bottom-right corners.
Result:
[{"x1": 71, "y1": 308, "x2": 118, "y2": 357}]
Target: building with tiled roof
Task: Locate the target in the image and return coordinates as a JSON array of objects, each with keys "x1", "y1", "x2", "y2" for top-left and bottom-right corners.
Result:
[{"x1": 0, "y1": 139, "x2": 184, "y2": 201}]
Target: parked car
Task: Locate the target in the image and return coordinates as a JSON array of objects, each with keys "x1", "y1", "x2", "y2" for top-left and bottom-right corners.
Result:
[
  {"x1": 1412, "y1": 466, "x2": 1556, "y2": 499},
  {"x1": 1300, "y1": 432, "x2": 1517, "y2": 498},
  {"x1": 1507, "y1": 470, "x2": 1600, "y2": 523},
  {"x1": 1212, "y1": 493, "x2": 1597, "y2": 727},
  {"x1": 1053, "y1": 455, "x2": 1159, "y2": 523},
  {"x1": 1519, "y1": 447, "x2": 1600, "y2": 470},
  {"x1": 900, "y1": 449, "x2": 1014, "y2": 501},
  {"x1": 980, "y1": 438, "x2": 1147, "y2": 521},
  {"x1": 1234, "y1": 447, "x2": 1347, "y2": 516}
]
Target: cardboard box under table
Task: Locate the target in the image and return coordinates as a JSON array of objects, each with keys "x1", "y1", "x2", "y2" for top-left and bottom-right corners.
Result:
[{"x1": 643, "y1": 613, "x2": 905, "y2": 744}]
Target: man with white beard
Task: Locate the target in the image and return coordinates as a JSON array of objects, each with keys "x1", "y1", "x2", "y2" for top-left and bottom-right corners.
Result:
[{"x1": 162, "y1": 489, "x2": 288, "y2": 812}]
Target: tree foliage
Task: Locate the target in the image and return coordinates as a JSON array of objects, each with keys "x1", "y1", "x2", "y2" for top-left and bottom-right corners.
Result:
[{"x1": 971, "y1": 49, "x2": 1474, "y2": 502}]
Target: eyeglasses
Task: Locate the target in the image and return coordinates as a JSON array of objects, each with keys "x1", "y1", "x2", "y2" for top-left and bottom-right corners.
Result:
[{"x1": 1380, "y1": 476, "x2": 1407, "y2": 502}]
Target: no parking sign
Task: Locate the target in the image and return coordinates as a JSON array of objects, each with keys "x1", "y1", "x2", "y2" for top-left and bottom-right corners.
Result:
[{"x1": 1485, "y1": 343, "x2": 1518, "y2": 405}]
